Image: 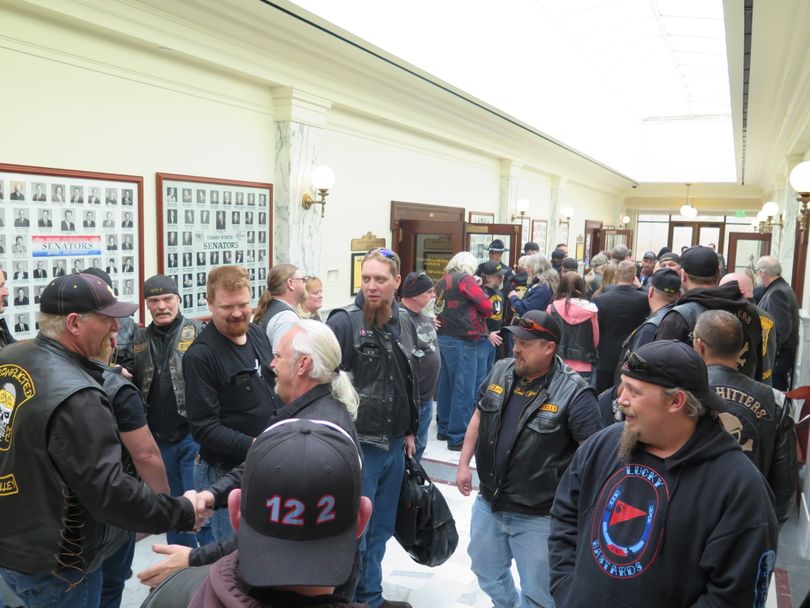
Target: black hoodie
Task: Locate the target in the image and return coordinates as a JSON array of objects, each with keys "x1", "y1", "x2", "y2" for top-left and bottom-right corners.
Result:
[
  {"x1": 549, "y1": 417, "x2": 778, "y2": 608},
  {"x1": 655, "y1": 281, "x2": 764, "y2": 380}
]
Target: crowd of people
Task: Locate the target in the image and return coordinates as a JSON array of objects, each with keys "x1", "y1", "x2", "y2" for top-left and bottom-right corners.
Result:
[{"x1": 0, "y1": 238, "x2": 803, "y2": 608}]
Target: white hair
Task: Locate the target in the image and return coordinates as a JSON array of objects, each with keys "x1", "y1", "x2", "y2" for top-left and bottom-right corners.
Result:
[
  {"x1": 444, "y1": 251, "x2": 478, "y2": 276},
  {"x1": 290, "y1": 319, "x2": 359, "y2": 419}
]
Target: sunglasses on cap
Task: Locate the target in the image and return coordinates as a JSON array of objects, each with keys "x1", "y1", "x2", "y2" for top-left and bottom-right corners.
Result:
[
  {"x1": 511, "y1": 315, "x2": 559, "y2": 341},
  {"x1": 622, "y1": 351, "x2": 680, "y2": 387}
]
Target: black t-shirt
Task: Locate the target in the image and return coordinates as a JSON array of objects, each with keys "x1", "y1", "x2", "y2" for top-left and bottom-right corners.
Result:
[
  {"x1": 403, "y1": 305, "x2": 441, "y2": 402},
  {"x1": 114, "y1": 383, "x2": 147, "y2": 433},
  {"x1": 483, "y1": 285, "x2": 504, "y2": 332}
]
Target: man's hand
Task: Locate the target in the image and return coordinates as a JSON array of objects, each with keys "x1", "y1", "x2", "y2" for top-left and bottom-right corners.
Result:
[
  {"x1": 404, "y1": 434, "x2": 416, "y2": 458},
  {"x1": 136, "y1": 544, "x2": 192, "y2": 588},
  {"x1": 456, "y1": 464, "x2": 472, "y2": 496},
  {"x1": 120, "y1": 367, "x2": 133, "y2": 380},
  {"x1": 182, "y1": 490, "x2": 208, "y2": 530},
  {"x1": 488, "y1": 331, "x2": 503, "y2": 347},
  {"x1": 473, "y1": 275, "x2": 483, "y2": 286},
  {"x1": 508, "y1": 290, "x2": 519, "y2": 299}
]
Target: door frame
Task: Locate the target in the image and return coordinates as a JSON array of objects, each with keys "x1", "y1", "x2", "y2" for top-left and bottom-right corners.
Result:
[
  {"x1": 726, "y1": 232, "x2": 771, "y2": 273},
  {"x1": 390, "y1": 201, "x2": 466, "y2": 275},
  {"x1": 668, "y1": 221, "x2": 725, "y2": 251},
  {"x1": 464, "y1": 222, "x2": 521, "y2": 269}
]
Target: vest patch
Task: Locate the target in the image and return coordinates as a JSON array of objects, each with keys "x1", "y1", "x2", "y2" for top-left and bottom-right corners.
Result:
[
  {"x1": 133, "y1": 342, "x2": 147, "y2": 353},
  {"x1": 180, "y1": 325, "x2": 197, "y2": 341},
  {"x1": 177, "y1": 339, "x2": 193, "y2": 353},
  {"x1": 0, "y1": 365, "x2": 36, "y2": 452},
  {"x1": 0, "y1": 473, "x2": 18, "y2": 496},
  {"x1": 539, "y1": 403, "x2": 559, "y2": 413},
  {"x1": 487, "y1": 383, "x2": 504, "y2": 395}
]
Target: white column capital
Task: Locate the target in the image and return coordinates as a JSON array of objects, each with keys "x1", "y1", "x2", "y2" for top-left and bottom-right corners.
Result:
[{"x1": 271, "y1": 87, "x2": 332, "y2": 127}]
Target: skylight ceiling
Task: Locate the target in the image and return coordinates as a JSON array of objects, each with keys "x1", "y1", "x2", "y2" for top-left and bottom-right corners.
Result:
[{"x1": 290, "y1": 0, "x2": 736, "y2": 183}]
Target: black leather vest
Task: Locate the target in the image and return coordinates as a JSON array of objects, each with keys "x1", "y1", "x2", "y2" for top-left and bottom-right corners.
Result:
[
  {"x1": 707, "y1": 364, "x2": 779, "y2": 476},
  {"x1": 101, "y1": 367, "x2": 139, "y2": 477},
  {"x1": 253, "y1": 298, "x2": 291, "y2": 331},
  {"x1": 435, "y1": 271, "x2": 481, "y2": 338},
  {"x1": 548, "y1": 306, "x2": 597, "y2": 364},
  {"x1": 476, "y1": 357, "x2": 594, "y2": 515},
  {"x1": 133, "y1": 316, "x2": 202, "y2": 418},
  {"x1": 340, "y1": 304, "x2": 418, "y2": 447},
  {"x1": 0, "y1": 336, "x2": 127, "y2": 575}
]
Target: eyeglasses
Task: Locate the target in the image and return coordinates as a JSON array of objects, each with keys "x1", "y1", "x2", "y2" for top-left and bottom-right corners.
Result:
[
  {"x1": 378, "y1": 248, "x2": 397, "y2": 259},
  {"x1": 688, "y1": 331, "x2": 711, "y2": 348},
  {"x1": 511, "y1": 316, "x2": 559, "y2": 341}
]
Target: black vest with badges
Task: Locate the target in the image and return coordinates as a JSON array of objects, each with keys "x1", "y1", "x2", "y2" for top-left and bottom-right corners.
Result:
[
  {"x1": 476, "y1": 357, "x2": 594, "y2": 515},
  {"x1": 435, "y1": 271, "x2": 481, "y2": 338},
  {"x1": 334, "y1": 303, "x2": 418, "y2": 447},
  {"x1": 707, "y1": 364, "x2": 779, "y2": 476},
  {"x1": 548, "y1": 306, "x2": 597, "y2": 364},
  {"x1": 0, "y1": 336, "x2": 128, "y2": 575},
  {"x1": 133, "y1": 316, "x2": 202, "y2": 418}
]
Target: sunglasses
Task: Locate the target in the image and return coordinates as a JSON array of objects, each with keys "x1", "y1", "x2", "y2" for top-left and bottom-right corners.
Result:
[
  {"x1": 377, "y1": 248, "x2": 398, "y2": 260},
  {"x1": 511, "y1": 315, "x2": 558, "y2": 341},
  {"x1": 622, "y1": 351, "x2": 679, "y2": 386}
]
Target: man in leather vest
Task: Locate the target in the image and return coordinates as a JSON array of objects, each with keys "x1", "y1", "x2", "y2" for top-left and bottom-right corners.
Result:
[
  {"x1": 327, "y1": 248, "x2": 418, "y2": 608},
  {"x1": 133, "y1": 274, "x2": 211, "y2": 549},
  {"x1": 184, "y1": 265, "x2": 278, "y2": 543},
  {"x1": 456, "y1": 310, "x2": 602, "y2": 608},
  {"x1": 0, "y1": 274, "x2": 198, "y2": 607},
  {"x1": 693, "y1": 310, "x2": 797, "y2": 524}
]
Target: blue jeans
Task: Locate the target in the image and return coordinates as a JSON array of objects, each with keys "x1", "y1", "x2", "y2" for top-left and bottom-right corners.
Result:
[
  {"x1": 159, "y1": 433, "x2": 213, "y2": 547},
  {"x1": 355, "y1": 437, "x2": 405, "y2": 608},
  {"x1": 100, "y1": 532, "x2": 135, "y2": 608},
  {"x1": 468, "y1": 496, "x2": 554, "y2": 608},
  {"x1": 415, "y1": 399, "x2": 433, "y2": 462},
  {"x1": 437, "y1": 335, "x2": 483, "y2": 446},
  {"x1": 194, "y1": 459, "x2": 234, "y2": 542},
  {"x1": 483, "y1": 339, "x2": 496, "y2": 376},
  {"x1": 0, "y1": 565, "x2": 103, "y2": 608}
]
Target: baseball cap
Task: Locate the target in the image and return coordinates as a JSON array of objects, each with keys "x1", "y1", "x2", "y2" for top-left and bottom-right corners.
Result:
[
  {"x1": 642, "y1": 251, "x2": 657, "y2": 260},
  {"x1": 143, "y1": 274, "x2": 179, "y2": 298},
  {"x1": 551, "y1": 248, "x2": 566, "y2": 261},
  {"x1": 238, "y1": 418, "x2": 362, "y2": 588},
  {"x1": 680, "y1": 246, "x2": 719, "y2": 278},
  {"x1": 505, "y1": 310, "x2": 561, "y2": 343},
  {"x1": 479, "y1": 261, "x2": 509, "y2": 277},
  {"x1": 620, "y1": 340, "x2": 725, "y2": 412},
  {"x1": 658, "y1": 251, "x2": 680, "y2": 266},
  {"x1": 590, "y1": 254, "x2": 609, "y2": 268},
  {"x1": 486, "y1": 239, "x2": 508, "y2": 252},
  {"x1": 81, "y1": 267, "x2": 113, "y2": 288},
  {"x1": 40, "y1": 274, "x2": 138, "y2": 318},
  {"x1": 402, "y1": 272, "x2": 435, "y2": 297},
  {"x1": 562, "y1": 258, "x2": 578, "y2": 271},
  {"x1": 524, "y1": 241, "x2": 539, "y2": 254},
  {"x1": 650, "y1": 268, "x2": 681, "y2": 294}
]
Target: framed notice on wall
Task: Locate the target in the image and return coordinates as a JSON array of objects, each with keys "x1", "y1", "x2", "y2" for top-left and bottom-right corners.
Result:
[
  {"x1": 156, "y1": 173, "x2": 273, "y2": 319},
  {"x1": 0, "y1": 163, "x2": 144, "y2": 335}
]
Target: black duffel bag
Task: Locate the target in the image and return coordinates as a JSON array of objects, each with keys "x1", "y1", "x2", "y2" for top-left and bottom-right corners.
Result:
[{"x1": 394, "y1": 456, "x2": 458, "y2": 567}]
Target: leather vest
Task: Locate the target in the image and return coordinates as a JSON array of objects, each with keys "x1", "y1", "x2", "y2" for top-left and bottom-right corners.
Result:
[
  {"x1": 707, "y1": 364, "x2": 779, "y2": 476},
  {"x1": 101, "y1": 367, "x2": 139, "y2": 477},
  {"x1": 253, "y1": 298, "x2": 291, "y2": 331},
  {"x1": 476, "y1": 357, "x2": 594, "y2": 515},
  {"x1": 133, "y1": 316, "x2": 202, "y2": 417},
  {"x1": 435, "y1": 271, "x2": 484, "y2": 338},
  {"x1": 0, "y1": 318, "x2": 16, "y2": 349},
  {"x1": 548, "y1": 306, "x2": 597, "y2": 364},
  {"x1": 0, "y1": 337, "x2": 127, "y2": 575},
  {"x1": 340, "y1": 304, "x2": 418, "y2": 447}
]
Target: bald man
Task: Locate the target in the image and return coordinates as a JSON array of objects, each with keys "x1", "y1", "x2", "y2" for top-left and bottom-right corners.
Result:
[{"x1": 720, "y1": 273, "x2": 776, "y2": 386}]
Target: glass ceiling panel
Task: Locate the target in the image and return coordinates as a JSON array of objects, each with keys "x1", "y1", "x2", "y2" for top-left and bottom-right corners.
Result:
[{"x1": 291, "y1": 0, "x2": 735, "y2": 182}]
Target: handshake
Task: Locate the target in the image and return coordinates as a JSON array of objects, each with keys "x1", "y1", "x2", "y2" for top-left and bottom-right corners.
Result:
[{"x1": 182, "y1": 489, "x2": 215, "y2": 531}]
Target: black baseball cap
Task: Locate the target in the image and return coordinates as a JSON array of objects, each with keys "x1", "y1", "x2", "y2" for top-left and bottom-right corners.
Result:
[
  {"x1": 658, "y1": 251, "x2": 681, "y2": 265},
  {"x1": 642, "y1": 251, "x2": 657, "y2": 260},
  {"x1": 402, "y1": 272, "x2": 435, "y2": 297},
  {"x1": 479, "y1": 261, "x2": 509, "y2": 276},
  {"x1": 551, "y1": 248, "x2": 566, "y2": 261},
  {"x1": 238, "y1": 419, "x2": 362, "y2": 588},
  {"x1": 40, "y1": 274, "x2": 138, "y2": 318},
  {"x1": 143, "y1": 274, "x2": 179, "y2": 298},
  {"x1": 524, "y1": 242, "x2": 539, "y2": 254},
  {"x1": 486, "y1": 239, "x2": 508, "y2": 252},
  {"x1": 681, "y1": 246, "x2": 719, "y2": 278},
  {"x1": 505, "y1": 310, "x2": 561, "y2": 343},
  {"x1": 621, "y1": 340, "x2": 725, "y2": 412},
  {"x1": 81, "y1": 267, "x2": 113, "y2": 288},
  {"x1": 562, "y1": 258, "x2": 578, "y2": 271},
  {"x1": 650, "y1": 268, "x2": 681, "y2": 294}
]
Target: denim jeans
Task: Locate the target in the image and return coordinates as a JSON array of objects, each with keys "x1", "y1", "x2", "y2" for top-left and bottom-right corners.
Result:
[
  {"x1": 100, "y1": 532, "x2": 135, "y2": 608},
  {"x1": 468, "y1": 496, "x2": 554, "y2": 608},
  {"x1": 437, "y1": 335, "x2": 483, "y2": 446},
  {"x1": 158, "y1": 433, "x2": 213, "y2": 547},
  {"x1": 354, "y1": 437, "x2": 405, "y2": 608},
  {"x1": 0, "y1": 565, "x2": 103, "y2": 608},
  {"x1": 483, "y1": 339, "x2": 496, "y2": 377},
  {"x1": 194, "y1": 458, "x2": 235, "y2": 542},
  {"x1": 415, "y1": 399, "x2": 433, "y2": 462}
]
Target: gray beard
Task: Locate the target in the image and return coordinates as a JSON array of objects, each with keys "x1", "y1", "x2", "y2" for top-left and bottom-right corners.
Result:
[{"x1": 617, "y1": 425, "x2": 640, "y2": 462}]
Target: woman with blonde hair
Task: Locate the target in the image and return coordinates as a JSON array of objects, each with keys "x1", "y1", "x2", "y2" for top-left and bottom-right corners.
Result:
[
  {"x1": 297, "y1": 276, "x2": 324, "y2": 321},
  {"x1": 592, "y1": 262, "x2": 618, "y2": 298},
  {"x1": 507, "y1": 253, "x2": 558, "y2": 316}
]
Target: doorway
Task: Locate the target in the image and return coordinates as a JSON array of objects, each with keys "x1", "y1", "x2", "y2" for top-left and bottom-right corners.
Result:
[
  {"x1": 668, "y1": 221, "x2": 725, "y2": 253},
  {"x1": 391, "y1": 202, "x2": 465, "y2": 280},
  {"x1": 726, "y1": 232, "x2": 771, "y2": 273}
]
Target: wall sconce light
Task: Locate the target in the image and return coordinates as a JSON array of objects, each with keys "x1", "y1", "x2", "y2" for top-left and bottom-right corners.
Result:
[
  {"x1": 756, "y1": 201, "x2": 783, "y2": 234},
  {"x1": 789, "y1": 161, "x2": 810, "y2": 231},
  {"x1": 679, "y1": 183, "x2": 698, "y2": 218},
  {"x1": 560, "y1": 206, "x2": 574, "y2": 227},
  {"x1": 621, "y1": 215, "x2": 630, "y2": 226},
  {"x1": 302, "y1": 165, "x2": 336, "y2": 218},
  {"x1": 511, "y1": 198, "x2": 530, "y2": 222}
]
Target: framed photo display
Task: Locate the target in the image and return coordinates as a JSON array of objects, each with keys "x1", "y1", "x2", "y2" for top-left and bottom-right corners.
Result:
[
  {"x1": 468, "y1": 211, "x2": 494, "y2": 224},
  {"x1": 156, "y1": 173, "x2": 272, "y2": 319},
  {"x1": 0, "y1": 163, "x2": 144, "y2": 336},
  {"x1": 531, "y1": 219, "x2": 548, "y2": 255}
]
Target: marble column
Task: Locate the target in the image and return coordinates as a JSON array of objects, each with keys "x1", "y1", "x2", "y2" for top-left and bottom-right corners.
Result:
[
  {"x1": 549, "y1": 176, "x2": 568, "y2": 252},
  {"x1": 271, "y1": 87, "x2": 331, "y2": 274},
  {"x1": 498, "y1": 160, "x2": 522, "y2": 224}
]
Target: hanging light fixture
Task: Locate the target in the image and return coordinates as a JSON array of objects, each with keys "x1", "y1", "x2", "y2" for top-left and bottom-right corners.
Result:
[{"x1": 679, "y1": 183, "x2": 698, "y2": 218}]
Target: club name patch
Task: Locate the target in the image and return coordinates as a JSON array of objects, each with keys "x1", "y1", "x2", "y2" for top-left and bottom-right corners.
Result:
[
  {"x1": 0, "y1": 365, "x2": 37, "y2": 452},
  {"x1": 539, "y1": 403, "x2": 558, "y2": 413},
  {"x1": 0, "y1": 473, "x2": 18, "y2": 497},
  {"x1": 487, "y1": 383, "x2": 504, "y2": 395}
]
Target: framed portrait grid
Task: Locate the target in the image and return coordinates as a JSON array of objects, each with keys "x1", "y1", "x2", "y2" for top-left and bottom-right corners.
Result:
[
  {"x1": 0, "y1": 163, "x2": 144, "y2": 336},
  {"x1": 156, "y1": 173, "x2": 273, "y2": 319}
]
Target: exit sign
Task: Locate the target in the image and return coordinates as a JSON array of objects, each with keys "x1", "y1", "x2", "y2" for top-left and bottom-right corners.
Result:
[{"x1": 735, "y1": 210, "x2": 746, "y2": 217}]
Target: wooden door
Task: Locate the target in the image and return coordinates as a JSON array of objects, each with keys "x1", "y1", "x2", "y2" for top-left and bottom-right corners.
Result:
[
  {"x1": 398, "y1": 219, "x2": 463, "y2": 281},
  {"x1": 726, "y1": 232, "x2": 771, "y2": 273}
]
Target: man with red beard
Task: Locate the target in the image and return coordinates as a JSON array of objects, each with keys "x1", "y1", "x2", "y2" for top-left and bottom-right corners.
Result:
[
  {"x1": 549, "y1": 340, "x2": 778, "y2": 608},
  {"x1": 327, "y1": 248, "x2": 419, "y2": 608},
  {"x1": 183, "y1": 265, "x2": 279, "y2": 542}
]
